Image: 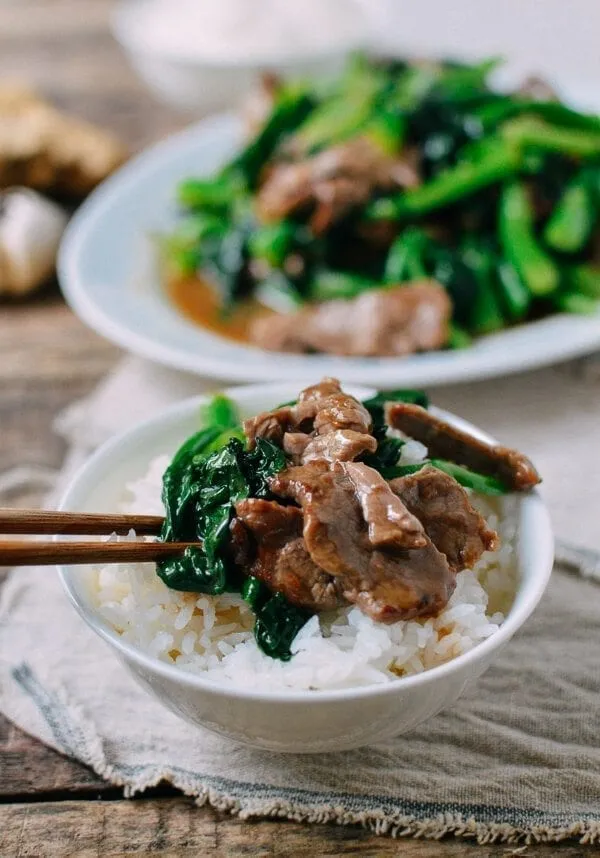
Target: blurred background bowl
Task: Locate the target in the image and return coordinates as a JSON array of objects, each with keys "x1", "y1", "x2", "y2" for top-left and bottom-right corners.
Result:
[
  {"x1": 112, "y1": 0, "x2": 600, "y2": 116},
  {"x1": 112, "y1": 0, "x2": 371, "y2": 114}
]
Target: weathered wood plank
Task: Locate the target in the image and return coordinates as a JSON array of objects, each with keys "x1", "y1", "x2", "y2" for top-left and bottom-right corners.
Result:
[
  {"x1": 0, "y1": 714, "x2": 111, "y2": 798},
  {"x1": 0, "y1": 800, "x2": 590, "y2": 858},
  {"x1": 0, "y1": 297, "x2": 118, "y2": 481},
  {"x1": 0, "y1": 292, "x2": 119, "y2": 381}
]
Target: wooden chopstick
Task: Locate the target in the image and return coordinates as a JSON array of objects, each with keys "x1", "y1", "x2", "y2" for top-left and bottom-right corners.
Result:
[
  {"x1": 0, "y1": 540, "x2": 196, "y2": 566},
  {"x1": 0, "y1": 508, "x2": 165, "y2": 536},
  {"x1": 0, "y1": 508, "x2": 197, "y2": 567}
]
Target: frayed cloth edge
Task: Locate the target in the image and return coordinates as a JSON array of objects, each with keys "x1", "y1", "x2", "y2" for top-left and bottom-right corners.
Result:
[{"x1": 71, "y1": 753, "x2": 600, "y2": 845}]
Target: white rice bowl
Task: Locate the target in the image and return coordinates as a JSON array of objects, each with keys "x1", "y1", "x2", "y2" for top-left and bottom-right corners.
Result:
[{"x1": 88, "y1": 446, "x2": 518, "y2": 693}]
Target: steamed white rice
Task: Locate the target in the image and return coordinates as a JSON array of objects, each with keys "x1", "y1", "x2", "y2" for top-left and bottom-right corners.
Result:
[{"x1": 88, "y1": 448, "x2": 518, "y2": 692}]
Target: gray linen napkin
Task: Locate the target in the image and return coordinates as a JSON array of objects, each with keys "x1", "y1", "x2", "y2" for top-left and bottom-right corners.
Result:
[{"x1": 1, "y1": 357, "x2": 599, "y2": 844}]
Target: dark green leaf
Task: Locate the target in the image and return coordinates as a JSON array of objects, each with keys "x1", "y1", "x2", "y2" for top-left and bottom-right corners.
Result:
[
  {"x1": 382, "y1": 458, "x2": 509, "y2": 494},
  {"x1": 499, "y1": 181, "x2": 559, "y2": 296},
  {"x1": 308, "y1": 269, "x2": 377, "y2": 302},
  {"x1": 242, "y1": 576, "x2": 268, "y2": 611},
  {"x1": 362, "y1": 425, "x2": 405, "y2": 471},
  {"x1": 427, "y1": 244, "x2": 480, "y2": 326},
  {"x1": 240, "y1": 438, "x2": 287, "y2": 498},
  {"x1": 232, "y1": 85, "x2": 315, "y2": 187},
  {"x1": 383, "y1": 228, "x2": 429, "y2": 283},
  {"x1": 429, "y1": 459, "x2": 508, "y2": 494},
  {"x1": 158, "y1": 439, "x2": 250, "y2": 594},
  {"x1": 200, "y1": 394, "x2": 241, "y2": 430},
  {"x1": 254, "y1": 593, "x2": 312, "y2": 661},
  {"x1": 177, "y1": 175, "x2": 242, "y2": 211},
  {"x1": 158, "y1": 546, "x2": 228, "y2": 594}
]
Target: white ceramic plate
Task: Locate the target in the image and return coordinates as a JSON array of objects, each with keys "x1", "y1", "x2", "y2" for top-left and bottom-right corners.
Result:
[{"x1": 59, "y1": 112, "x2": 600, "y2": 387}]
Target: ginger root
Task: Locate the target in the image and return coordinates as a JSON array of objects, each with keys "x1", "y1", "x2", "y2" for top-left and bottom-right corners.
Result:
[{"x1": 0, "y1": 85, "x2": 126, "y2": 198}]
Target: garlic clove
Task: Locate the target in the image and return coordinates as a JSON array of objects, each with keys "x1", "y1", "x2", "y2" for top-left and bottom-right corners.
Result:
[{"x1": 0, "y1": 187, "x2": 68, "y2": 296}]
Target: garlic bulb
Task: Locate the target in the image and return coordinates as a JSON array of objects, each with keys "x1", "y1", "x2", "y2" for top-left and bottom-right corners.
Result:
[{"x1": 0, "y1": 188, "x2": 67, "y2": 296}]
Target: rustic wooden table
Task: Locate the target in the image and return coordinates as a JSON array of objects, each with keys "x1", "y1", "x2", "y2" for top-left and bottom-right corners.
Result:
[{"x1": 0, "y1": 3, "x2": 591, "y2": 855}]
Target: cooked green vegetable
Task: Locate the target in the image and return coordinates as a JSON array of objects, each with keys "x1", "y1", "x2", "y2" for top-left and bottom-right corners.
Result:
[
  {"x1": 499, "y1": 182, "x2": 560, "y2": 296},
  {"x1": 361, "y1": 389, "x2": 429, "y2": 472},
  {"x1": 363, "y1": 425, "x2": 405, "y2": 471},
  {"x1": 429, "y1": 459, "x2": 508, "y2": 494},
  {"x1": 428, "y1": 244, "x2": 480, "y2": 326},
  {"x1": 384, "y1": 459, "x2": 507, "y2": 495},
  {"x1": 254, "y1": 593, "x2": 311, "y2": 661},
  {"x1": 255, "y1": 272, "x2": 305, "y2": 313},
  {"x1": 384, "y1": 228, "x2": 429, "y2": 282},
  {"x1": 159, "y1": 424, "x2": 285, "y2": 595},
  {"x1": 159, "y1": 441, "x2": 248, "y2": 594},
  {"x1": 461, "y1": 242, "x2": 505, "y2": 334},
  {"x1": 166, "y1": 56, "x2": 600, "y2": 348},
  {"x1": 369, "y1": 138, "x2": 520, "y2": 220},
  {"x1": 294, "y1": 56, "x2": 388, "y2": 154},
  {"x1": 503, "y1": 117, "x2": 600, "y2": 159},
  {"x1": 544, "y1": 170, "x2": 597, "y2": 253},
  {"x1": 248, "y1": 221, "x2": 297, "y2": 268},
  {"x1": 160, "y1": 396, "x2": 302, "y2": 661},
  {"x1": 446, "y1": 323, "x2": 472, "y2": 349},
  {"x1": 308, "y1": 269, "x2": 377, "y2": 301},
  {"x1": 232, "y1": 82, "x2": 315, "y2": 187},
  {"x1": 477, "y1": 98, "x2": 600, "y2": 133},
  {"x1": 200, "y1": 393, "x2": 241, "y2": 430},
  {"x1": 496, "y1": 261, "x2": 531, "y2": 321},
  {"x1": 242, "y1": 576, "x2": 266, "y2": 611},
  {"x1": 554, "y1": 291, "x2": 599, "y2": 315},
  {"x1": 566, "y1": 264, "x2": 600, "y2": 299},
  {"x1": 177, "y1": 175, "x2": 242, "y2": 211},
  {"x1": 241, "y1": 437, "x2": 287, "y2": 498}
]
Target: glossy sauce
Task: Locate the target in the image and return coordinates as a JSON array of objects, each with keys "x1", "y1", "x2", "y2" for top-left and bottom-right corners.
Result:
[{"x1": 168, "y1": 276, "x2": 272, "y2": 344}]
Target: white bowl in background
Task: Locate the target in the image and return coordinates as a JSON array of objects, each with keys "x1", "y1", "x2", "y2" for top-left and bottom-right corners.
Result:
[
  {"x1": 57, "y1": 383, "x2": 554, "y2": 753},
  {"x1": 111, "y1": 0, "x2": 366, "y2": 113}
]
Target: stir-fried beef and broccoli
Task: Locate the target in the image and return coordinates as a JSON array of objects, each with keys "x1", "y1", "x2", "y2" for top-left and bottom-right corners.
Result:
[
  {"x1": 165, "y1": 56, "x2": 600, "y2": 357},
  {"x1": 157, "y1": 379, "x2": 540, "y2": 660}
]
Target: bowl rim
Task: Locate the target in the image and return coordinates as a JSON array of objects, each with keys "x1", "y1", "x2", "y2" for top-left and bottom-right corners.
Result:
[
  {"x1": 111, "y1": 0, "x2": 368, "y2": 68},
  {"x1": 57, "y1": 382, "x2": 554, "y2": 704}
]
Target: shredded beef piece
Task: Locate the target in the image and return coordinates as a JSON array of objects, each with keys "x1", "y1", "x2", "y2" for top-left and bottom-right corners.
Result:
[
  {"x1": 386, "y1": 403, "x2": 541, "y2": 491},
  {"x1": 339, "y1": 461, "x2": 426, "y2": 550},
  {"x1": 269, "y1": 461, "x2": 329, "y2": 502},
  {"x1": 257, "y1": 138, "x2": 419, "y2": 233},
  {"x1": 312, "y1": 394, "x2": 372, "y2": 436},
  {"x1": 233, "y1": 497, "x2": 341, "y2": 612},
  {"x1": 271, "y1": 538, "x2": 342, "y2": 612},
  {"x1": 284, "y1": 429, "x2": 377, "y2": 465},
  {"x1": 235, "y1": 497, "x2": 303, "y2": 546},
  {"x1": 243, "y1": 406, "x2": 293, "y2": 449},
  {"x1": 518, "y1": 75, "x2": 558, "y2": 101},
  {"x1": 283, "y1": 432, "x2": 311, "y2": 461},
  {"x1": 390, "y1": 465, "x2": 498, "y2": 573},
  {"x1": 293, "y1": 377, "x2": 368, "y2": 429},
  {"x1": 249, "y1": 282, "x2": 451, "y2": 357},
  {"x1": 270, "y1": 463, "x2": 454, "y2": 623},
  {"x1": 243, "y1": 378, "x2": 374, "y2": 463}
]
